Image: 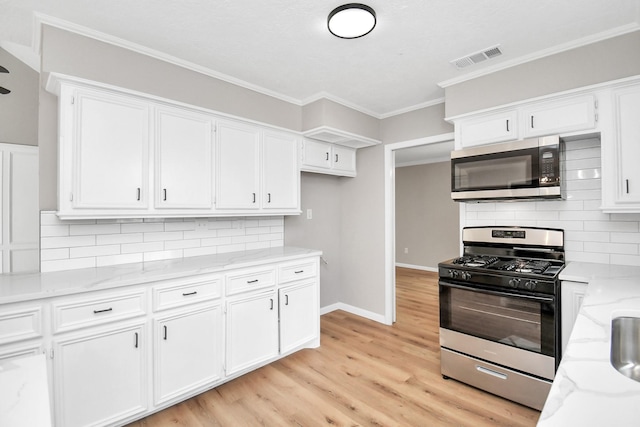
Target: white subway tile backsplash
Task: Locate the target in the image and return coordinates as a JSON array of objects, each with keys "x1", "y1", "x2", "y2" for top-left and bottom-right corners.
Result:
[
  {"x1": 69, "y1": 245, "x2": 120, "y2": 258},
  {"x1": 40, "y1": 212, "x2": 285, "y2": 272},
  {"x1": 70, "y1": 223, "x2": 121, "y2": 236},
  {"x1": 41, "y1": 235, "x2": 96, "y2": 249},
  {"x1": 461, "y1": 138, "x2": 640, "y2": 266}
]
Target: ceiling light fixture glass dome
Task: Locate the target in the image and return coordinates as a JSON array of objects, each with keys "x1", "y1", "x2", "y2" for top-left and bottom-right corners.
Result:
[{"x1": 327, "y1": 4, "x2": 376, "y2": 39}]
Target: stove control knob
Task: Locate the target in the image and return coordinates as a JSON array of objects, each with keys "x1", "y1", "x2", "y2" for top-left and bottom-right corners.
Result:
[
  {"x1": 462, "y1": 272, "x2": 472, "y2": 281},
  {"x1": 508, "y1": 278, "x2": 521, "y2": 288},
  {"x1": 524, "y1": 280, "x2": 537, "y2": 290},
  {"x1": 448, "y1": 269, "x2": 458, "y2": 279}
]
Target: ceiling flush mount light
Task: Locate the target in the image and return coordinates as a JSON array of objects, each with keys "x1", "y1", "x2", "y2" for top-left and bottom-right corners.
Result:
[{"x1": 328, "y1": 4, "x2": 376, "y2": 39}]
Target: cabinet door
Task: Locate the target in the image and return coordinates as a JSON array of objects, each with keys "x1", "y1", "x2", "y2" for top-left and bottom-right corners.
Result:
[
  {"x1": 263, "y1": 131, "x2": 299, "y2": 210},
  {"x1": 523, "y1": 95, "x2": 596, "y2": 138},
  {"x1": 301, "y1": 139, "x2": 331, "y2": 169},
  {"x1": 154, "y1": 304, "x2": 222, "y2": 405},
  {"x1": 225, "y1": 291, "x2": 278, "y2": 376},
  {"x1": 279, "y1": 281, "x2": 319, "y2": 354},
  {"x1": 457, "y1": 110, "x2": 518, "y2": 147},
  {"x1": 73, "y1": 90, "x2": 149, "y2": 209},
  {"x1": 561, "y1": 281, "x2": 588, "y2": 356},
  {"x1": 54, "y1": 323, "x2": 147, "y2": 427},
  {"x1": 155, "y1": 107, "x2": 213, "y2": 209},
  {"x1": 332, "y1": 145, "x2": 357, "y2": 175},
  {"x1": 613, "y1": 85, "x2": 640, "y2": 204},
  {"x1": 216, "y1": 121, "x2": 261, "y2": 209}
]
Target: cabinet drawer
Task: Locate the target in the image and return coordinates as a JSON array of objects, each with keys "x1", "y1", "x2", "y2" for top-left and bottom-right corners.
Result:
[
  {"x1": 0, "y1": 306, "x2": 43, "y2": 345},
  {"x1": 226, "y1": 267, "x2": 276, "y2": 295},
  {"x1": 153, "y1": 275, "x2": 222, "y2": 312},
  {"x1": 52, "y1": 289, "x2": 146, "y2": 333},
  {"x1": 279, "y1": 259, "x2": 317, "y2": 284}
]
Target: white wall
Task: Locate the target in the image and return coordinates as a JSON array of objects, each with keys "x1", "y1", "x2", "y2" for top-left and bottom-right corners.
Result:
[{"x1": 462, "y1": 137, "x2": 640, "y2": 266}]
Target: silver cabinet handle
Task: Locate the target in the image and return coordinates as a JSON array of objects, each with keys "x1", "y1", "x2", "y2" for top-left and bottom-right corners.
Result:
[
  {"x1": 506, "y1": 119, "x2": 509, "y2": 132},
  {"x1": 134, "y1": 332, "x2": 139, "y2": 348},
  {"x1": 163, "y1": 188, "x2": 167, "y2": 201},
  {"x1": 182, "y1": 291, "x2": 197, "y2": 296},
  {"x1": 285, "y1": 294, "x2": 289, "y2": 306},
  {"x1": 269, "y1": 298, "x2": 274, "y2": 310},
  {"x1": 530, "y1": 115, "x2": 535, "y2": 128},
  {"x1": 626, "y1": 179, "x2": 630, "y2": 194},
  {"x1": 252, "y1": 193, "x2": 256, "y2": 203},
  {"x1": 137, "y1": 188, "x2": 141, "y2": 201},
  {"x1": 93, "y1": 307, "x2": 113, "y2": 314},
  {"x1": 163, "y1": 325, "x2": 167, "y2": 340}
]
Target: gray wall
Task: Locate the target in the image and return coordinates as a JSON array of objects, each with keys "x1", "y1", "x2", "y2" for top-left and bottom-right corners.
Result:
[
  {"x1": 0, "y1": 48, "x2": 38, "y2": 146},
  {"x1": 302, "y1": 98, "x2": 380, "y2": 140},
  {"x1": 395, "y1": 162, "x2": 459, "y2": 268},
  {"x1": 445, "y1": 31, "x2": 640, "y2": 117},
  {"x1": 283, "y1": 173, "x2": 342, "y2": 308}
]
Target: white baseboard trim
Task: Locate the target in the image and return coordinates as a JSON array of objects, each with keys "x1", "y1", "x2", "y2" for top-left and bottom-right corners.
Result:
[
  {"x1": 320, "y1": 302, "x2": 387, "y2": 324},
  {"x1": 395, "y1": 263, "x2": 438, "y2": 272}
]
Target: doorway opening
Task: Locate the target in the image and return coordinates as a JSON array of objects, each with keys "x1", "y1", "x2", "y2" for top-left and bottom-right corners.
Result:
[{"x1": 383, "y1": 133, "x2": 458, "y2": 324}]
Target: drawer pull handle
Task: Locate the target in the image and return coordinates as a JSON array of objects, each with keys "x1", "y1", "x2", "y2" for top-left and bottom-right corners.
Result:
[
  {"x1": 163, "y1": 325, "x2": 168, "y2": 340},
  {"x1": 294, "y1": 270, "x2": 304, "y2": 274},
  {"x1": 182, "y1": 291, "x2": 198, "y2": 296},
  {"x1": 476, "y1": 365, "x2": 507, "y2": 380},
  {"x1": 247, "y1": 279, "x2": 259, "y2": 284},
  {"x1": 93, "y1": 307, "x2": 113, "y2": 314},
  {"x1": 134, "y1": 332, "x2": 139, "y2": 348}
]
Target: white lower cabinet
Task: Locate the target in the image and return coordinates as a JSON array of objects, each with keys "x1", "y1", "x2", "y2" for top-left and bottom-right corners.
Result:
[
  {"x1": 154, "y1": 303, "x2": 223, "y2": 405},
  {"x1": 279, "y1": 281, "x2": 319, "y2": 354},
  {"x1": 53, "y1": 321, "x2": 147, "y2": 427},
  {"x1": 561, "y1": 280, "x2": 588, "y2": 356},
  {"x1": 225, "y1": 290, "x2": 279, "y2": 376},
  {"x1": 0, "y1": 253, "x2": 320, "y2": 427}
]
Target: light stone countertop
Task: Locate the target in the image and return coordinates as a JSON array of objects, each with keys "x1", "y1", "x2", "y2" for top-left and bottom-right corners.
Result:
[
  {"x1": 0, "y1": 354, "x2": 52, "y2": 427},
  {"x1": 0, "y1": 246, "x2": 322, "y2": 304},
  {"x1": 538, "y1": 262, "x2": 640, "y2": 426}
]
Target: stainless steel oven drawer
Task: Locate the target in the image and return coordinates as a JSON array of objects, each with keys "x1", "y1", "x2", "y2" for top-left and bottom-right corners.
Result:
[{"x1": 441, "y1": 347, "x2": 551, "y2": 411}]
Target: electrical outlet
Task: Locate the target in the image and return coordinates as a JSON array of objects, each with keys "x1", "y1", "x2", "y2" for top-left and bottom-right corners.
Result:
[
  {"x1": 307, "y1": 209, "x2": 313, "y2": 220},
  {"x1": 195, "y1": 219, "x2": 208, "y2": 230},
  {"x1": 404, "y1": 248, "x2": 409, "y2": 254}
]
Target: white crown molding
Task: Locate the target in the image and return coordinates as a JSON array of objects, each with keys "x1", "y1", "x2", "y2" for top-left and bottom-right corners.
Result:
[
  {"x1": 33, "y1": 13, "x2": 303, "y2": 106},
  {"x1": 379, "y1": 97, "x2": 446, "y2": 119},
  {"x1": 301, "y1": 91, "x2": 382, "y2": 118},
  {"x1": 0, "y1": 41, "x2": 40, "y2": 72},
  {"x1": 438, "y1": 23, "x2": 640, "y2": 88}
]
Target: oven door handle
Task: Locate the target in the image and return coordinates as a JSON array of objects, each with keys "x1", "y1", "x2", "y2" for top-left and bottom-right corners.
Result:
[{"x1": 439, "y1": 280, "x2": 555, "y2": 303}]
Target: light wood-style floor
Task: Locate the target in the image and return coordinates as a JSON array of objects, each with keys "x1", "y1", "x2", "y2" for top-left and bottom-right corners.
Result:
[{"x1": 127, "y1": 268, "x2": 539, "y2": 426}]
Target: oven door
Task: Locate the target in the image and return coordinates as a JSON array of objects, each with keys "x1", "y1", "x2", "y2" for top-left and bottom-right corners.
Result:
[{"x1": 439, "y1": 280, "x2": 558, "y2": 379}]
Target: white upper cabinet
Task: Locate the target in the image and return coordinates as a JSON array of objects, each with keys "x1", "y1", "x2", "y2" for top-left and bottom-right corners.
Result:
[
  {"x1": 301, "y1": 138, "x2": 357, "y2": 177},
  {"x1": 602, "y1": 83, "x2": 640, "y2": 211},
  {"x1": 216, "y1": 120, "x2": 262, "y2": 210},
  {"x1": 262, "y1": 131, "x2": 300, "y2": 210},
  {"x1": 47, "y1": 74, "x2": 301, "y2": 218},
  {"x1": 522, "y1": 95, "x2": 597, "y2": 138},
  {"x1": 216, "y1": 120, "x2": 300, "y2": 213},
  {"x1": 457, "y1": 110, "x2": 518, "y2": 147},
  {"x1": 155, "y1": 107, "x2": 214, "y2": 209},
  {"x1": 61, "y1": 86, "x2": 150, "y2": 212}
]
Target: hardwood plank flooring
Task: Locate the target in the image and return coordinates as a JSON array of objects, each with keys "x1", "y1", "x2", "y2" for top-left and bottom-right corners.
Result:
[{"x1": 126, "y1": 268, "x2": 539, "y2": 426}]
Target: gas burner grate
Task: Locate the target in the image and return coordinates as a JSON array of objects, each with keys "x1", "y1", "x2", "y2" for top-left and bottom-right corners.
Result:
[
  {"x1": 500, "y1": 259, "x2": 551, "y2": 274},
  {"x1": 453, "y1": 255, "x2": 499, "y2": 267}
]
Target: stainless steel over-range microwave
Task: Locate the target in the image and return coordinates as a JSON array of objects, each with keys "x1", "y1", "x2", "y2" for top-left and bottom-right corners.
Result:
[{"x1": 451, "y1": 135, "x2": 563, "y2": 202}]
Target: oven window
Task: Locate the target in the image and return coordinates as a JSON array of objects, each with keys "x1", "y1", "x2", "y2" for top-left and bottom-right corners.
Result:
[
  {"x1": 453, "y1": 153, "x2": 534, "y2": 191},
  {"x1": 440, "y1": 283, "x2": 555, "y2": 357}
]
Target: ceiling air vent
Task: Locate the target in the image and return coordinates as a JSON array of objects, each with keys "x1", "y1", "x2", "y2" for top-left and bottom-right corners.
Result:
[{"x1": 450, "y1": 44, "x2": 503, "y2": 69}]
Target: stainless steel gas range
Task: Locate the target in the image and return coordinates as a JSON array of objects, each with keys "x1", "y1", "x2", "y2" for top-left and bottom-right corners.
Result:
[{"x1": 438, "y1": 226, "x2": 565, "y2": 410}]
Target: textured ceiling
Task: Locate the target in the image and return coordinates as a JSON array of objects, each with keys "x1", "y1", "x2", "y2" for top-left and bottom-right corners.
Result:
[{"x1": 1, "y1": 0, "x2": 639, "y2": 117}]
